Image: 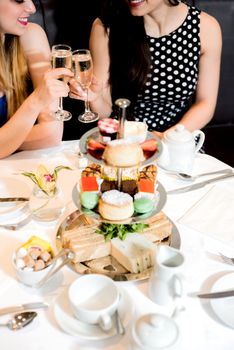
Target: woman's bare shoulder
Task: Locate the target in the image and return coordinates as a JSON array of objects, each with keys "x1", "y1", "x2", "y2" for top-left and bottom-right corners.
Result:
[
  {"x1": 90, "y1": 17, "x2": 109, "y2": 49},
  {"x1": 200, "y1": 11, "x2": 222, "y2": 37},
  {"x1": 20, "y1": 22, "x2": 50, "y2": 51},
  {"x1": 200, "y1": 11, "x2": 222, "y2": 52},
  {"x1": 91, "y1": 17, "x2": 106, "y2": 36}
]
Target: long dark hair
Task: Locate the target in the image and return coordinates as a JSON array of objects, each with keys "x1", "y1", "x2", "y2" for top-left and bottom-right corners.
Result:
[{"x1": 99, "y1": 0, "x2": 192, "y2": 110}]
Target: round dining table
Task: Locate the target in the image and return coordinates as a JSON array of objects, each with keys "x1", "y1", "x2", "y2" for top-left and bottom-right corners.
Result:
[{"x1": 0, "y1": 140, "x2": 234, "y2": 350}]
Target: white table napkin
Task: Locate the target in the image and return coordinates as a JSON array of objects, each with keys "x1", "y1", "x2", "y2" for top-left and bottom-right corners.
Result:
[{"x1": 178, "y1": 182, "x2": 234, "y2": 248}]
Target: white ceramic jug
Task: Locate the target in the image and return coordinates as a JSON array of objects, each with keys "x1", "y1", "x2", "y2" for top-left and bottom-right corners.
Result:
[
  {"x1": 148, "y1": 245, "x2": 184, "y2": 306},
  {"x1": 157, "y1": 124, "x2": 205, "y2": 173}
]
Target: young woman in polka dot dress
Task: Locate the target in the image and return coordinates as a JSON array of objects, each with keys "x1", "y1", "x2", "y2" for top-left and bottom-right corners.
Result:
[{"x1": 70, "y1": 0, "x2": 222, "y2": 138}]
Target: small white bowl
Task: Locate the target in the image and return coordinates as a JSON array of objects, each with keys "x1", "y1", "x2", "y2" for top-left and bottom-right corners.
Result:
[{"x1": 12, "y1": 252, "x2": 53, "y2": 288}]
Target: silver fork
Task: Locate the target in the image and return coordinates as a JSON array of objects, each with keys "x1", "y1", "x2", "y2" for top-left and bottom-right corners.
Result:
[{"x1": 219, "y1": 252, "x2": 234, "y2": 265}]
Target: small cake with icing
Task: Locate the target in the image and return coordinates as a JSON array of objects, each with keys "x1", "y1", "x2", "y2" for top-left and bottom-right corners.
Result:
[
  {"x1": 99, "y1": 190, "x2": 134, "y2": 221},
  {"x1": 80, "y1": 192, "x2": 99, "y2": 209},
  {"x1": 98, "y1": 118, "x2": 119, "y2": 143},
  {"x1": 103, "y1": 139, "x2": 144, "y2": 167},
  {"x1": 134, "y1": 197, "x2": 154, "y2": 214},
  {"x1": 123, "y1": 121, "x2": 148, "y2": 144}
]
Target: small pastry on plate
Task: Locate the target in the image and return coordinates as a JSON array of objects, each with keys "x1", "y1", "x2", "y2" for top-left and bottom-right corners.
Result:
[
  {"x1": 99, "y1": 190, "x2": 134, "y2": 221},
  {"x1": 103, "y1": 139, "x2": 144, "y2": 167}
]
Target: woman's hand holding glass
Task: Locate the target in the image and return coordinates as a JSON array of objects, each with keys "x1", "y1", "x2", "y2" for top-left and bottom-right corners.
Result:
[
  {"x1": 51, "y1": 44, "x2": 73, "y2": 121},
  {"x1": 71, "y1": 49, "x2": 99, "y2": 123},
  {"x1": 32, "y1": 68, "x2": 73, "y2": 113}
]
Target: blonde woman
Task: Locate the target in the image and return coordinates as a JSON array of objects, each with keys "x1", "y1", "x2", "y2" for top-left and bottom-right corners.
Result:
[{"x1": 0, "y1": 0, "x2": 73, "y2": 159}]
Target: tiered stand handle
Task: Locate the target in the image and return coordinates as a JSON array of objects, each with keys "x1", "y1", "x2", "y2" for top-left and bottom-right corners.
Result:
[
  {"x1": 115, "y1": 98, "x2": 131, "y2": 139},
  {"x1": 115, "y1": 98, "x2": 131, "y2": 190}
]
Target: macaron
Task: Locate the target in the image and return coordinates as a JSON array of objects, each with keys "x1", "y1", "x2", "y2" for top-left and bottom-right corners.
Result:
[
  {"x1": 80, "y1": 192, "x2": 99, "y2": 210},
  {"x1": 134, "y1": 197, "x2": 154, "y2": 214}
]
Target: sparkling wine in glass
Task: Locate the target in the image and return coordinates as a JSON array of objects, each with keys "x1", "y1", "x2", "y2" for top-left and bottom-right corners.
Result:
[
  {"x1": 72, "y1": 49, "x2": 99, "y2": 123},
  {"x1": 51, "y1": 44, "x2": 72, "y2": 121}
]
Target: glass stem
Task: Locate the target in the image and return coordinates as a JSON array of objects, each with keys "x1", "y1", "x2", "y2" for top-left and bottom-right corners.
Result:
[
  {"x1": 58, "y1": 97, "x2": 63, "y2": 112},
  {"x1": 84, "y1": 88, "x2": 90, "y2": 113}
]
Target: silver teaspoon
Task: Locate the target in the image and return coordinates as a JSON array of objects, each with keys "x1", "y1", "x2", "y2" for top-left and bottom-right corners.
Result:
[
  {"x1": 115, "y1": 310, "x2": 125, "y2": 335},
  {"x1": 177, "y1": 168, "x2": 233, "y2": 181},
  {"x1": 0, "y1": 311, "x2": 37, "y2": 330}
]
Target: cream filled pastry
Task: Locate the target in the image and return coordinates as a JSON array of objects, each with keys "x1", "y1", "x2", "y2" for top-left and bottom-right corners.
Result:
[
  {"x1": 103, "y1": 139, "x2": 144, "y2": 167},
  {"x1": 99, "y1": 190, "x2": 134, "y2": 221},
  {"x1": 123, "y1": 121, "x2": 148, "y2": 144}
]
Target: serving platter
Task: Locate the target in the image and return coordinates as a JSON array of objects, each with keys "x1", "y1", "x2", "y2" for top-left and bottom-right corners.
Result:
[
  {"x1": 72, "y1": 180, "x2": 167, "y2": 224},
  {"x1": 79, "y1": 127, "x2": 163, "y2": 167},
  {"x1": 56, "y1": 210, "x2": 181, "y2": 282}
]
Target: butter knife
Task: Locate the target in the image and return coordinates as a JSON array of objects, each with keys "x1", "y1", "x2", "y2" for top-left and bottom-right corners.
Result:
[
  {"x1": 167, "y1": 173, "x2": 234, "y2": 194},
  {"x1": 0, "y1": 197, "x2": 29, "y2": 202},
  {"x1": 0, "y1": 302, "x2": 48, "y2": 316},
  {"x1": 197, "y1": 290, "x2": 234, "y2": 299}
]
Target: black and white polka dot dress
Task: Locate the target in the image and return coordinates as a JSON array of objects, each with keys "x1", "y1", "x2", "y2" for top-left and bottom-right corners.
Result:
[{"x1": 134, "y1": 5, "x2": 201, "y2": 132}]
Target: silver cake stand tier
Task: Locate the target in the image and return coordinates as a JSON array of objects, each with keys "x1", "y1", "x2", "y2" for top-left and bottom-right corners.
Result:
[{"x1": 79, "y1": 127, "x2": 163, "y2": 167}]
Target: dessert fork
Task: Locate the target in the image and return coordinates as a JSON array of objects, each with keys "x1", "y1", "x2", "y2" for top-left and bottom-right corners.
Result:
[{"x1": 219, "y1": 252, "x2": 234, "y2": 265}]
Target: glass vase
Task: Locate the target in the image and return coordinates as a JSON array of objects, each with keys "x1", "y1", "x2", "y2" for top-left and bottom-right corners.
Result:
[{"x1": 29, "y1": 186, "x2": 65, "y2": 222}]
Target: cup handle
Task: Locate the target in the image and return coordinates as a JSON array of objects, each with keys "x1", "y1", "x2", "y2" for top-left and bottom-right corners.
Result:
[
  {"x1": 172, "y1": 273, "x2": 183, "y2": 299},
  {"x1": 193, "y1": 130, "x2": 205, "y2": 153},
  {"x1": 99, "y1": 313, "x2": 113, "y2": 331}
]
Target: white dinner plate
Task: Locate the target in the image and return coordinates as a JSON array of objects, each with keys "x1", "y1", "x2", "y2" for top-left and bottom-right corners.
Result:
[
  {"x1": 54, "y1": 285, "x2": 134, "y2": 340},
  {"x1": 0, "y1": 177, "x2": 31, "y2": 224},
  {"x1": 210, "y1": 272, "x2": 234, "y2": 328}
]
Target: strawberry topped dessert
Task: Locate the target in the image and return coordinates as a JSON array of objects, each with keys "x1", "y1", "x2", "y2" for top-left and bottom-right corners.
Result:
[{"x1": 98, "y1": 118, "x2": 119, "y2": 143}]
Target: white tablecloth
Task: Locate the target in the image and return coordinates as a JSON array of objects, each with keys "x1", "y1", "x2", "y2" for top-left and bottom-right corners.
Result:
[{"x1": 0, "y1": 141, "x2": 234, "y2": 350}]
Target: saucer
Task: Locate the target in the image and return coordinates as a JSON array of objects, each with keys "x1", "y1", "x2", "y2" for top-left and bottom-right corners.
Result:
[
  {"x1": 0, "y1": 177, "x2": 31, "y2": 224},
  {"x1": 54, "y1": 285, "x2": 134, "y2": 340},
  {"x1": 210, "y1": 272, "x2": 234, "y2": 328}
]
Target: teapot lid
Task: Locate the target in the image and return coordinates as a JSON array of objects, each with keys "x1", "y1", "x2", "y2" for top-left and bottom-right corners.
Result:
[
  {"x1": 165, "y1": 124, "x2": 192, "y2": 143},
  {"x1": 134, "y1": 313, "x2": 179, "y2": 349}
]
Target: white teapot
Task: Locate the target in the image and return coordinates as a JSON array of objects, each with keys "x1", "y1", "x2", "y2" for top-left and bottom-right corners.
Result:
[{"x1": 157, "y1": 124, "x2": 205, "y2": 173}]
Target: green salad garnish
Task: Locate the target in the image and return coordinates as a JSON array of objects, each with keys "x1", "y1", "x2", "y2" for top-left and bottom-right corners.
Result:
[{"x1": 96, "y1": 222, "x2": 149, "y2": 241}]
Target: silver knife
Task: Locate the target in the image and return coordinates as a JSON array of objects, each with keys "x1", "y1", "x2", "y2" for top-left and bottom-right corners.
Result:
[
  {"x1": 0, "y1": 302, "x2": 48, "y2": 316},
  {"x1": 0, "y1": 197, "x2": 29, "y2": 202},
  {"x1": 167, "y1": 173, "x2": 234, "y2": 194},
  {"x1": 197, "y1": 290, "x2": 234, "y2": 299}
]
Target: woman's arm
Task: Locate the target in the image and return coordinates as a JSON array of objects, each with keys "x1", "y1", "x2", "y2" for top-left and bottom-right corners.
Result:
[
  {"x1": 69, "y1": 18, "x2": 113, "y2": 118},
  {"x1": 174, "y1": 12, "x2": 222, "y2": 131},
  {"x1": 18, "y1": 23, "x2": 65, "y2": 149},
  {"x1": 89, "y1": 18, "x2": 112, "y2": 117},
  {"x1": 0, "y1": 67, "x2": 73, "y2": 159}
]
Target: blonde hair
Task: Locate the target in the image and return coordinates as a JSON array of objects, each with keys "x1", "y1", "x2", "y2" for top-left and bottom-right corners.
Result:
[{"x1": 0, "y1": 35, "x2": 29, "y2": 119}]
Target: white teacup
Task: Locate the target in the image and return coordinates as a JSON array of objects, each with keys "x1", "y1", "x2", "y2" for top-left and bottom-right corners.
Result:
[
  {"x1": 148, "y1": 245, "x2": 184, "y2": 306},
  {"x1": 68, "y1": 274, "x2": 119, "y2": 331}
]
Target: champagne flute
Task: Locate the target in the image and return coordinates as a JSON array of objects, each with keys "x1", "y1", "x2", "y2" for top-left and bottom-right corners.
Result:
[
  {"x1": 72, "y1": 49, "x2": 99, "y2": 123},
  {"x1": 51, "y1": 44, "x2": 72, "y2": 121}
]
